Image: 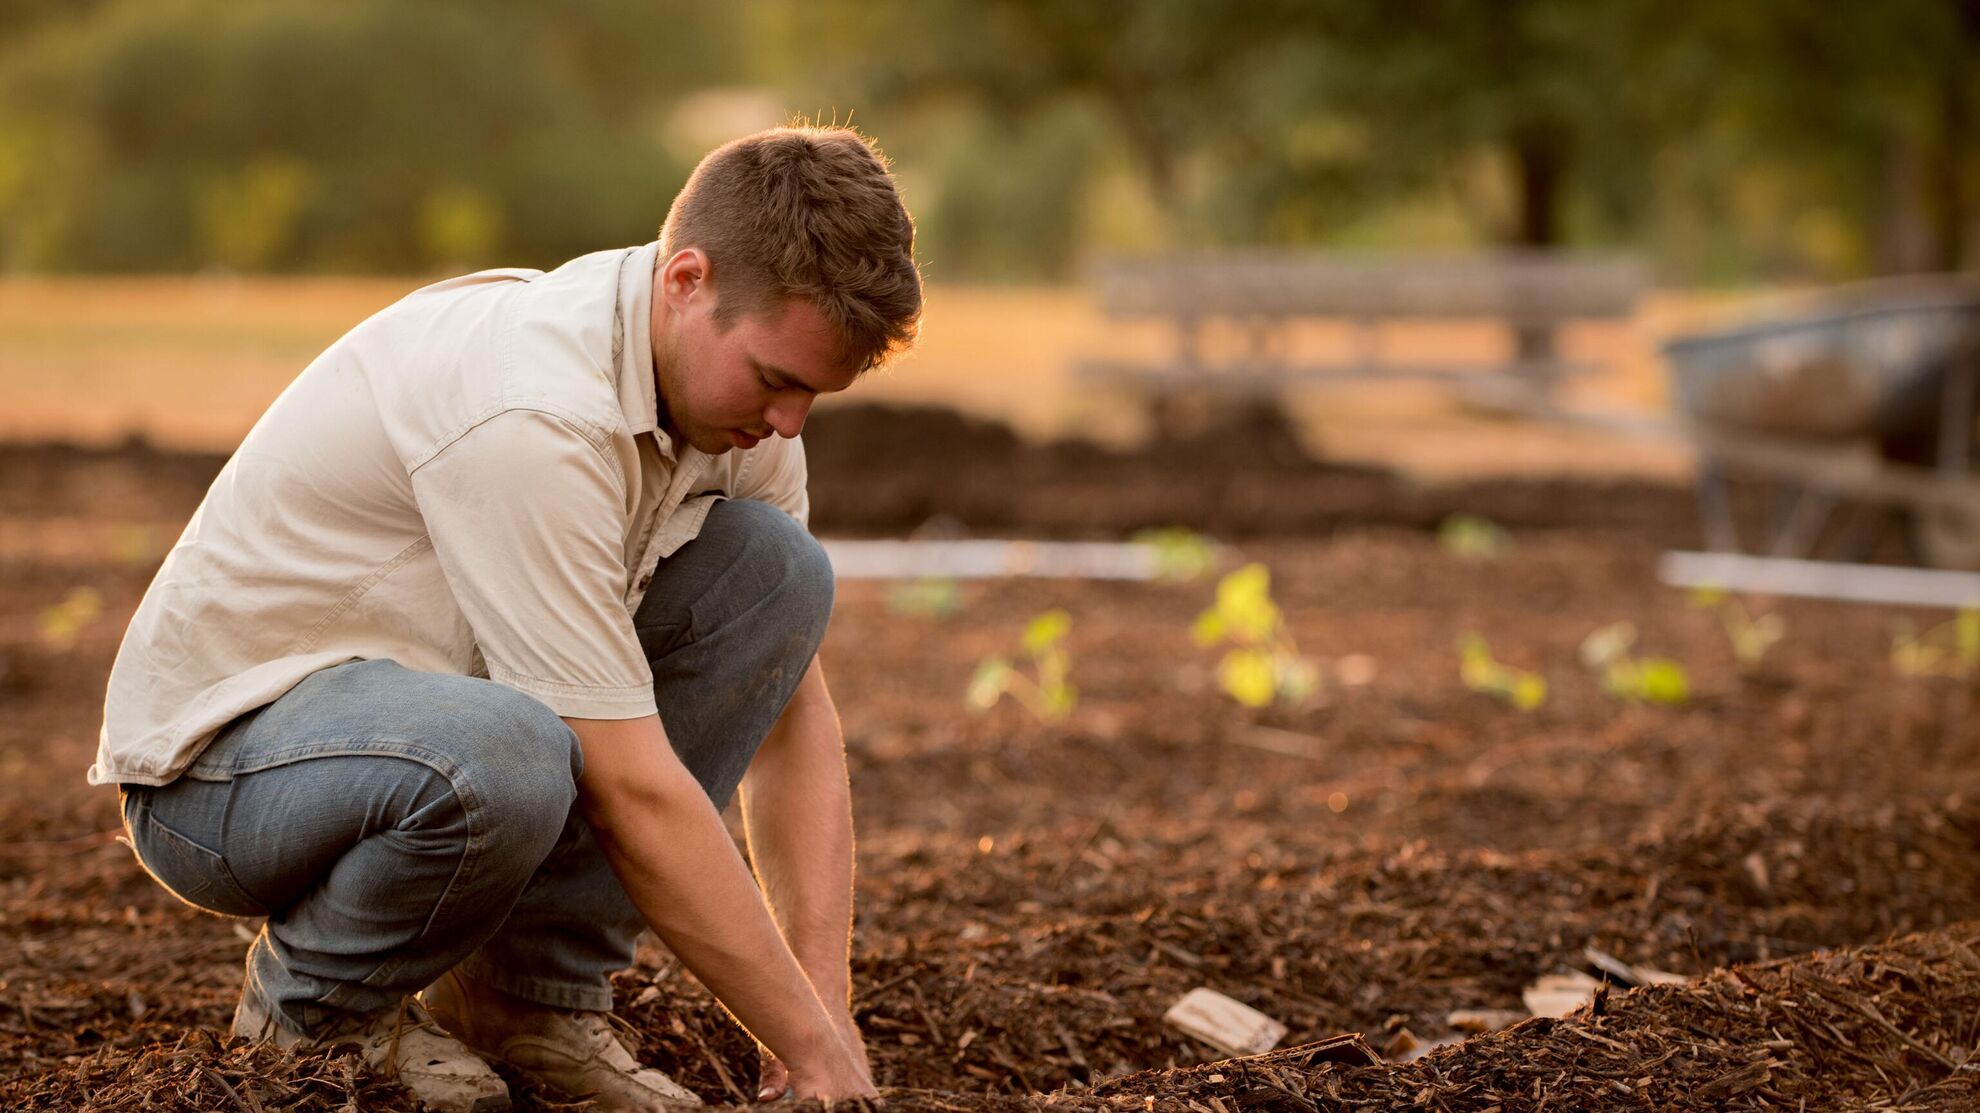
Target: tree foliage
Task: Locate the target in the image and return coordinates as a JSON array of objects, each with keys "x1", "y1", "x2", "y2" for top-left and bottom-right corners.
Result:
[{"x1": 0, "y1": 0, "x2": 1972, "y2": 278}]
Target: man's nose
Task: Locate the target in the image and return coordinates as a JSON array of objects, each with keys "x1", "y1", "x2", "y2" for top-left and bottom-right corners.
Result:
[{"x1": 764, "y1": 394, "x2": 812, "y2": 438}]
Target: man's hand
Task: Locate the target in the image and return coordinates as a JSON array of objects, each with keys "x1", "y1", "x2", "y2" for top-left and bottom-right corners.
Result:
[{"x1": 758, "y1": 1011, "x2": 871, "y2": 1101}]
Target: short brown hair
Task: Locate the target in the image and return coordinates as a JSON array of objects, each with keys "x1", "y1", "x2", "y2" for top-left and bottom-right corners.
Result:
[{"x1": 660, "y1": 126, "x2": 922, "y2": 374}]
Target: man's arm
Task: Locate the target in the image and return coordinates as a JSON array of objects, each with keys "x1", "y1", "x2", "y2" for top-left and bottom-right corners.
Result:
[
  {"x1": 738, "y1": 658, "x2": 865, "y2": 1098},
  {"x1": 563, "y1": 711, "x2": 873, "y2": 1099},
  {"x1": 739, "y1": 658, "x2": 855, "y2": 1007}
]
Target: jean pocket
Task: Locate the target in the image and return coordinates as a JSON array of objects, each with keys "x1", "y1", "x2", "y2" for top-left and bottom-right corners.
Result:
[{"x1": 129, "y1": 804, "x2": 267, "y2": 918}]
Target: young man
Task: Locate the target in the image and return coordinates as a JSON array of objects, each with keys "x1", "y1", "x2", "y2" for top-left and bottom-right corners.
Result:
[{"x1": 91, "y1": 126, "x2": 921, "y2": 1112}]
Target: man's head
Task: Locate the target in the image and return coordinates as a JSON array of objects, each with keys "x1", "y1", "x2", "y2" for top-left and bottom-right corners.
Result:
[{"x1": 649, "y1": 125, "x2": 922, "y2": 454}]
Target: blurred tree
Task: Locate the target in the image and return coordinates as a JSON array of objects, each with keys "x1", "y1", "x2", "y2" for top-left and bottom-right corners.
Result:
[
  {"x1": 1307, "y1": 0, "x2": 1665, "y2": 249},
  {"x1": 777, "y1": 0, "x2": 1341, "y2": 247},
  {"x1": 0, "y1": 0, "x2": 1972, "y2": 279},
  {"x1": 0, "y1": 0, "x2": 692, "y2": 271},
  {"x1": 1653, "y1": 0, "x2": 1980, "y2": 273}
]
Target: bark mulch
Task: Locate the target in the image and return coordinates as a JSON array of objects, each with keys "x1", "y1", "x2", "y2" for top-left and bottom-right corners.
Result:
[{"x1": 12, "y1": 923, "x2": 1975, "y2": 1111}]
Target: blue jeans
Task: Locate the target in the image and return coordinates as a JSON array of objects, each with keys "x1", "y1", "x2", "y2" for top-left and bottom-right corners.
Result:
[{"x1": 118, "y1": 499, "x2": 834, "y2": 1038}]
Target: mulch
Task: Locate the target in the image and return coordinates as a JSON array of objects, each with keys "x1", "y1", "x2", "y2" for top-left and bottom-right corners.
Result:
[{"x1": 3, "y1": 417, "x2": 1977, "y2": 1109}]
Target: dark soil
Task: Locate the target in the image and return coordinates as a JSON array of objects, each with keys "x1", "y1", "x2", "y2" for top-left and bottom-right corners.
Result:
[
  {"x1": 3, "y1": 412, "x2": 1977, "y2": 1110},
  {"x1": 0, "y1": 402, "x2": 1708, "y2": 543}
]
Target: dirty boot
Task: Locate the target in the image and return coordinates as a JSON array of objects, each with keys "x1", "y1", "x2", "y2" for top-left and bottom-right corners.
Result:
[
  {"x1": 423, "y1": 968, "x2": 702, "y2": 1112},
  {"x1": 233, "y1": 984, "x2": 511, "y2": 1112}
]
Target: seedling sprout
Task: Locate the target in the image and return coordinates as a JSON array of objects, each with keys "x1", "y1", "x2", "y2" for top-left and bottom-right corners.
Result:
[
  {"x1": 887, "y1": 577, "x2": 963, "y2": 618},
  {"x1": 1192, "y1": 563, "x2": 1319, "y2": 709},
  {"x1": 1132, "y1": 527, "x2": 1218, "y2": 582},
  {"x1": 1580, "y1": 621, "x2": 1689, "y2": 704},
  {"x1": 966, "y1": 609, "x2": 1077, "y2": 721},
  {"x1": 1458, "y1": 634, "x2": 1547, "y2": 710},
  {"x1": 1438, "y1": 514, "x2": 1513, "y2": 562},
  {"x1": 37, "y1": 587, "x2": 103, "y2": 652},
  {"x1": 1686, "y1": 586, "x2": 1785, "y2": 675},
  {"x1": 1890, "y1": 608, "x2": 1979, "y2": 679}
]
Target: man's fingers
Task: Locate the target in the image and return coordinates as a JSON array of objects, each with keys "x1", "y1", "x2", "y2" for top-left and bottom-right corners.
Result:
[{"x1": 756, "y1": 1054, "x2": 791, "y2": 1102}]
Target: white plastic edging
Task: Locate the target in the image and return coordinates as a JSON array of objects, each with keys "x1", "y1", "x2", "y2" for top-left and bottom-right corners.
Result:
[
  {"x1": 821, "y1": 539, "x2": 1164, "y2": 581},
  {"x1": 1658, "y1": 550, "x2": 1980, "y2": 609}
]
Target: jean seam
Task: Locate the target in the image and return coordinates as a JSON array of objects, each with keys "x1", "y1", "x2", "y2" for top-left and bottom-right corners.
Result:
[
  {"x1": 348, "y1": 749, "x2": 487, "y2": 994},
  {"x1": 223, "y1": 740, "x2": 481, "y2": 1005},
  {"x1": 219, "y1": 737, "x2": 471, "y2": 779}
]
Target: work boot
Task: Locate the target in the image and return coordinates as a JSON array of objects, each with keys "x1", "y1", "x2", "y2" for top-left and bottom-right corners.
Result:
[
  {"x1": 423, "y1": 968, "x2": 703, "y2": 1112},
  {"x1": 232, "y1": 985, "x2": 512, "y2": 1112}
]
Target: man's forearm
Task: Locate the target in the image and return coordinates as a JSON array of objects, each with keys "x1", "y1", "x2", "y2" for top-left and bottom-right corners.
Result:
[
  {"x1": 563, "y1": 713, "x2": 843, "y2": 1070},
  {"x1": 740, "y1": 658, "x2": 856, "y2": 1008}
]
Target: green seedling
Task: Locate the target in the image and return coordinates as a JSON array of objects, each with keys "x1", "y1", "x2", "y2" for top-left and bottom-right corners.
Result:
[
  {"x1": 1133, "y1": 527, "x2": 1218, "y2": 582},
  {"x1": 886, "y1": 577, "x2": 963, "y2": 618},
  {"x1": 108, "y1": 524, "x2": 161, "y2": 567},
  {"x1": 37, "y1": 586, "x2": 103, "y2": 652},
  {"x1": 1580, "y1": 622, "x2": 1689, "y2": 704},
  {"x1": 1687, "y1": 585, "x2": 1785, "y2": 675},
  {"x1": 1438, "y1": 514, "x2": 1513, "y2": 562},
  {"x1": 967, "y1": 609, "x2": 1077, "y2": 721},
  {"x1": 1191, "y1": 563, "x2": 1319, "y2": 709},
  {"x1": 1890, "y1": 608, "x2": 1980, "y2": 679},
  {"x1": 1458, "y1": 634, "x2": 1547, "y2": 710}
]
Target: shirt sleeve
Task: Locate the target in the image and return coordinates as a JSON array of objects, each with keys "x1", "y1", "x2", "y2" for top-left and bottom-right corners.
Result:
[
  {"x1": 734, "y1": 432, "x2": 811, "y2": 528},
  {"x1": 410, "y1": 408, "x2": 657, "y2": 719}
]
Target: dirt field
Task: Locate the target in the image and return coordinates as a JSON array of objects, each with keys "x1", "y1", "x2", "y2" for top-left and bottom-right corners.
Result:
[{"x1": 3, "y1": 413, "x2": 1978, "y2": 1111}]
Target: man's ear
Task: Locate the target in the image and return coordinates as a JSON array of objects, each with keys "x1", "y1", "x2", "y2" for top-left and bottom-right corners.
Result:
[{"x1": 659, "y1": 248, "x2": 711, "y2": 308}]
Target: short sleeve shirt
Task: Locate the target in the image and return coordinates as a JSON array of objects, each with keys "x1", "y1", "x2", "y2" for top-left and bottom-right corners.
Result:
[{"x1": 91, "y1": 243, "x2": 811, "y2": 786}]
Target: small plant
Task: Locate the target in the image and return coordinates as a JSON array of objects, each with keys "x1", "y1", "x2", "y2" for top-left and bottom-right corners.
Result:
[
  {"x1": 108, "y1": 524, "x2": 161, "y2": 567},
  {"x1": 1687, "y1": 586, "x2": 1785, "y2": 675},
  {"x1": 1458, "y1": 634, "x2": 1547, "y2": 710},
  {"x1": 1438, "y1": 514, "x2": 1513, "y2": 562},
  {"x1": 1191, "y1": 563, "x2": 1319, "y2": 709},
  {"x1": 966, "y1": 609, "x2": 1077, "y2": 721},
  {"x1": 1580, "y1": 622, "x2": 1689, "y2": 704},
  {"x1": 37, "y1": 587, "x2": 103, "y2": 652},
  {"x1": 1890, "y1": 608, "x2": 1980, "y2": 679},
  {"x1": 886, "y1": 577, "x2": 962, "y2": 618},
  {"x1": 1133, "y1": 527, "x2": 1218, "y2": 582}
]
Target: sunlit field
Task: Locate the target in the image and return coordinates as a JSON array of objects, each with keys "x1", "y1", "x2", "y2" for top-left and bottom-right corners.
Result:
[{"x1": 0, "y1": 276, "x2": 1766, "y2": 481}]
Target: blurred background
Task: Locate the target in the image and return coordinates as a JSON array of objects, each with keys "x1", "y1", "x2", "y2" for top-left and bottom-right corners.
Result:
[{"x1": 0, "y1": 0, "x2": 1975, "y2": 477}]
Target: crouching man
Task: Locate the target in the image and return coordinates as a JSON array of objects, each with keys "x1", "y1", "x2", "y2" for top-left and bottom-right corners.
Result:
[{"x1": 91, "y1": 125, "x2": 921, "y2": 1112}]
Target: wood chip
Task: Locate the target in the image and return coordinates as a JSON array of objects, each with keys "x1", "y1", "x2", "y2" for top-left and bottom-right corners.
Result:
[
  {"x1": 1163, "y1": 988, "x2": 1288, "y2": 1056},
  {"x1": 1523, "y1": 972, "x2": 1604, "y2": 1019},
  {"x1": 1447, "y1": 1008, "x2": 1526, "y2": 1033}
]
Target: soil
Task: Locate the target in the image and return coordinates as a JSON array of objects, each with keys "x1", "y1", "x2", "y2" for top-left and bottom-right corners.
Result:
[{"x1": 3, "y1": 407, "x2": 1977, "y2": 1111}]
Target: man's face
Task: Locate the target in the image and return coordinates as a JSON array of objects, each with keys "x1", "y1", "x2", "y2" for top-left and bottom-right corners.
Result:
[{"x1": 651, "y1": 250, "x2": 858, "y2": 455}]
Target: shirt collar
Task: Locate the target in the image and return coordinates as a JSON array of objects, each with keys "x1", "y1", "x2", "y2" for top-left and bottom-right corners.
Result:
[{"x1": 614, "y1": 241, "x2": 664, "y2": 445}]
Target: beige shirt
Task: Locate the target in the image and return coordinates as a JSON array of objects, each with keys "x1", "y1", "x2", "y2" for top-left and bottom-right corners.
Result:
[{"x1": 91, "y1": 243, "x2": 810, "y2": 786}]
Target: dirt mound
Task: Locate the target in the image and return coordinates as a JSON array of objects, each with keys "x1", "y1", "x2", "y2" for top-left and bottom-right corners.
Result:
[
  {"x1": 803, "y1": 403, "x2": 1702, "y2": 540},
  {"x1": 0, "y1": 404, "x2": 1706, "y2": 542}
]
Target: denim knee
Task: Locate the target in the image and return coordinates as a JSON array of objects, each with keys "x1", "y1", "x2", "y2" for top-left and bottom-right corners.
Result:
[
  {"x1": 719, "y1": 499, "x2": 835, "y2": 637},
  {"x1": 460, "y1": 686, "x2": 582, "y2": 852}
]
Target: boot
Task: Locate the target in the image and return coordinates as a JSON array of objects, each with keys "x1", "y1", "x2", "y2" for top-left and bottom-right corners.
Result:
[
  {"x1": 232, "y1": 984, "x2": 511, "y2": 1112},
  {"x1": 423, "y1": 968, "x2": 703, "y2": 1112}
]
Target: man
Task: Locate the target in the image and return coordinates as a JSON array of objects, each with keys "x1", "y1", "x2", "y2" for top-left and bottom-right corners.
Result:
[{"x1": 92, "y1": 126, "x2": 921, "y2": 1112}]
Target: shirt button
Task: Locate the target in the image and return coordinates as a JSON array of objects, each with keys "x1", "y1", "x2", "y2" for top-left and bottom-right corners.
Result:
[{"x1": 637, "y1": 574, "x2": 652, "y2": 591}]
